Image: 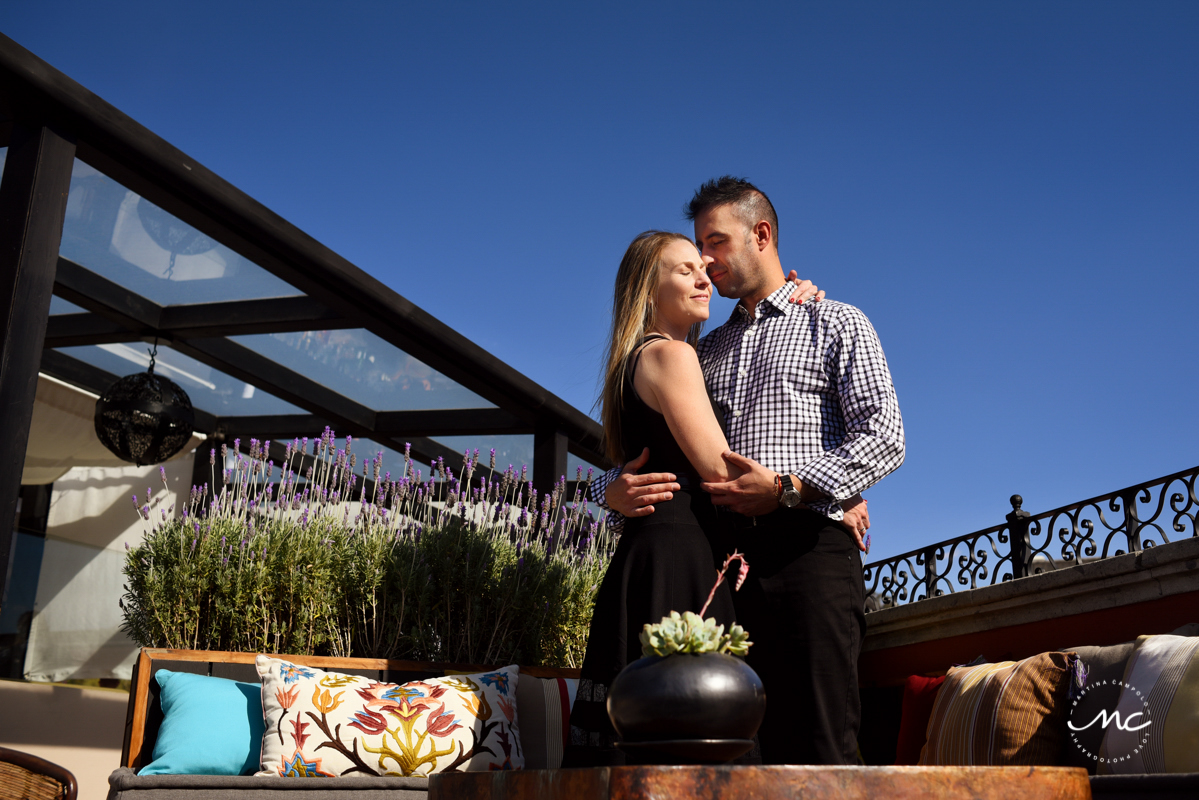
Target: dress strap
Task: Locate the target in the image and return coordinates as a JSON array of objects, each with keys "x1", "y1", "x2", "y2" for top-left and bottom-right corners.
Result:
[{"x1": 629, "y1": 334, "x2": 669, "y2": 379}]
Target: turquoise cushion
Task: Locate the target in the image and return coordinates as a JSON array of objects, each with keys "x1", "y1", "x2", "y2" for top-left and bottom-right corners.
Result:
[{"x1": 139, "y1": 670, "x2": 265, "y2": 775}]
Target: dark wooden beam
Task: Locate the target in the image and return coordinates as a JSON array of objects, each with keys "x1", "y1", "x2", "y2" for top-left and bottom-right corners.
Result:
[
  {"x1": 533, "y1": 422, "x2": 569, "y2": 496},
  {"x1": 52, "y1": 256, "x2": 159, "y2": 330},
  {"x1": 43, "y1": 297, "x2": 354, "y2": 348},
  {"x1": 215, "y1": 414, "x2": 332, "y2": 440},
  {"x1": 158, "y1": 296, "x2": 350, "y2": 338},
  {"x1": 39, "y1": 348, "x2": 120, "y2": 396},
  {"x1": 43, "y1": 312, "x2": 133, "y2": 347},
  {"x1": 373, "y1": 408, "x2": 532, "y2": 437},
  {"x1": 0, "y1": 120, "x2": 76, "y2": 604}
]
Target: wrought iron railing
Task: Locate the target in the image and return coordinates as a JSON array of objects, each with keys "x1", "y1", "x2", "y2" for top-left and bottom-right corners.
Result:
[{"x1": 862, "y1": 464, "x2": 1199, "y2": 611}]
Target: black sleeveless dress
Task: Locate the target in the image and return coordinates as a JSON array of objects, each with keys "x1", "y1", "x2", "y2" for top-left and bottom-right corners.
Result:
[{"x1": 569, "y1": 335, "x2": 738, "y2": 755}]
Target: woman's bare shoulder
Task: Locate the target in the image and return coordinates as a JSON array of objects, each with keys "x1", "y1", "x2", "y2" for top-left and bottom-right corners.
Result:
[{"x1": 639, "y1": 337, "x2": 699, "y2": 368}]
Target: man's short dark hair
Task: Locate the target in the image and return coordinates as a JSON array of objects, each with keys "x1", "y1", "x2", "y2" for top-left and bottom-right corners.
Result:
[{"x1": 685, "y1": 176, "x2": 779, "y2": 248}]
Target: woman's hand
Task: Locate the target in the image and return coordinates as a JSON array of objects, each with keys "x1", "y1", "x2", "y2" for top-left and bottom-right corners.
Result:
[{"x1": 786, "y1": 270, "x2": 826, "y2": 304}]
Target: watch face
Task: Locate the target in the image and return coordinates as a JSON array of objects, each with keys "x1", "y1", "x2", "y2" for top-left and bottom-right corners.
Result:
[{"x1": 781, "y1": 490, "x2": 802, "y2": 508}]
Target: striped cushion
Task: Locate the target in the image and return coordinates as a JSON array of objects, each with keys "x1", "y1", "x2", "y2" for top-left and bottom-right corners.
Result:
[
  {"x1": 513, "y1": 676, "x2": 577, "y2": 769},
  {"x1": 1098, "y1": 634, "x2": 1199, "y2": 774},
  {"x1": 919, "y1": 652, "x2": 1075, "y2": 766}
]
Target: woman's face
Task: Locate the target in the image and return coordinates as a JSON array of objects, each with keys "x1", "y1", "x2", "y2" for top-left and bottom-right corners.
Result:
[{"x1": 653, "y1": 240, "x2": 712, "y2": 331}]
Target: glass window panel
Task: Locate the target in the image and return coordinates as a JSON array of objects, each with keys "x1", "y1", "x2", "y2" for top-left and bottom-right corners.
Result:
[
  {"x1": 433, "y1": 435, "x2": 533, "y2": 474},
  {"x1": 567, "y1": 452, "x2": 604, "y2": 481},
  {"x1": 59, "y1": 160, "x2": 301, "y2": 304},
  {"x1": 430, "y1": 437, "x2": 604, "y2": 483},
  {"x1": 231, "y1": 330, "x2": 493, "y2": 411},
  {"x1": 226, "y1": 435, "x2": 421, "y2": 478},
  {"x1": 54, "y1": 343, "x2": 303, "y2": 417},
  {"x1": 49, "y1": 296, "x2": 85, "y2": 315}
]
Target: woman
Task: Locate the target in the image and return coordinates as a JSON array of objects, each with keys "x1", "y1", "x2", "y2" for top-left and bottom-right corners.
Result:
[{"x1": 568, "y1": 231, "x2": 817, "y2": 761}]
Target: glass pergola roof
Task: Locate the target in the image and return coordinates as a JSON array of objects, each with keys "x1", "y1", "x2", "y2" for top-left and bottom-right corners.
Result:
[
  {"x1": 0, "y1": 36, "x2": 607, "y2": 491},
  {"x1": 61, "y1": 160, "x2": 302, "y2": 305}
]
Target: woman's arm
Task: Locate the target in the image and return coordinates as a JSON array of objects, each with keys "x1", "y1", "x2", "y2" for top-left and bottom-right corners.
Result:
[{"x1": 633, "y1": 339, "x2": 742, "y2": 483}]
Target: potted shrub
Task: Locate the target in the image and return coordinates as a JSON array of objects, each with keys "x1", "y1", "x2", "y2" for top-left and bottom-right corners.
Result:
[{"x1": 605, "y1": 552, "x2": 765, "y2": 763}]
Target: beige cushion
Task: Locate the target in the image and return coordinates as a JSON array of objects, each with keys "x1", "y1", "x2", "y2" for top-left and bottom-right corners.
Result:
[{"x1": 919, "y1": 652, "x2": 1075, "y2": 766}]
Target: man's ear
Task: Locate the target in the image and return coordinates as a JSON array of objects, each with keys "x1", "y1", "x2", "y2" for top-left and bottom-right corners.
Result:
[{"x1": 752, "y1": 220, "x2": 773, "y2": 252}]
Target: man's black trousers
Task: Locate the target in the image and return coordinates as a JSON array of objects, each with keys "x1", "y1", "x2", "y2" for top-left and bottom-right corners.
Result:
[{"x1": 718, "y1": 507, "x2": 866, "y2": 765}]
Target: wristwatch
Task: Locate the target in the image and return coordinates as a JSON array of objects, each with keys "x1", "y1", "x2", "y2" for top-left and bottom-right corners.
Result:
[{"x1": 776, "y1": 474, "x2": 803, "y2": 508}]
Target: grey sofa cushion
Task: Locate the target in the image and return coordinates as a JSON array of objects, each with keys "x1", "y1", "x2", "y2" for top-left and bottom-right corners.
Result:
[{"x1": 107, "y1": 768, "x2": 428, "y2": 800}]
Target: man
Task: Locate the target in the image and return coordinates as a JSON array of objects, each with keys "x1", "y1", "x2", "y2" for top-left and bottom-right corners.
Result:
[{"x1": 593, "y1": 176, "x2": 904, "y2": 765}]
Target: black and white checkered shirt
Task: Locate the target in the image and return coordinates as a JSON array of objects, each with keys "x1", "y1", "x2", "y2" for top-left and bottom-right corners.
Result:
[{"x1": 592, "y1": 283, "x2": 905, "y2": 523}]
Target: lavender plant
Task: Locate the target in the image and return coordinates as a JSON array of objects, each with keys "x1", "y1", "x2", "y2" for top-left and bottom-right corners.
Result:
[{"x1": 120, "y1": 431, "x2": 612, "y2": 667}]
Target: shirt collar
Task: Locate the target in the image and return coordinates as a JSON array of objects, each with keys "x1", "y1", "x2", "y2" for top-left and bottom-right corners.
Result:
[{"x1": 729, "y1": 283, "x2": 797, "y2": 324}]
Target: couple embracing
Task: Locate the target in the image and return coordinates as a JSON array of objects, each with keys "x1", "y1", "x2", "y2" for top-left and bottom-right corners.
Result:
[{"x1": 569, "y1": 177, "x2": 905, "y2": 766}]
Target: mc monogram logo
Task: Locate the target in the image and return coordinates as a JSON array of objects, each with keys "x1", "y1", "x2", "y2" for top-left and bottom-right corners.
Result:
[
  {"x1": 1067, "y1": 679, "x2": 1151, "y2": 765},
  {"x1": 1068, "y1": 708, "x2": 1152, "y2": 733}
]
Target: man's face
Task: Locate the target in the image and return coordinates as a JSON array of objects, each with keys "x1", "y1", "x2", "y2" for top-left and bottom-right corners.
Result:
[{"x1": 693, "y1": 204, "x2": 761, "y2": 301}]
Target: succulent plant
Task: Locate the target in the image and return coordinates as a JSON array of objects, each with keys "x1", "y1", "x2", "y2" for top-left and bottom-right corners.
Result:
[
  {"x1": 637, "y1": 551, "x2": 754, "y2": 657},
  {"x1": 639, "y1": 611, "x2": 752, "y2": 657}
]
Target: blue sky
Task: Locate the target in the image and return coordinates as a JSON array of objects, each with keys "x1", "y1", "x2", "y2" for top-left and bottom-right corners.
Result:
[{"x1": 3, "y1": 1, "x2": 1196, "y2": 562}]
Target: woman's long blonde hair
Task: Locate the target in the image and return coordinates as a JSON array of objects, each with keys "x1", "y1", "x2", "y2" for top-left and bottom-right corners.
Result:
[{"x1": 601, "y1": 230, "x2": 704, "y2": 464}]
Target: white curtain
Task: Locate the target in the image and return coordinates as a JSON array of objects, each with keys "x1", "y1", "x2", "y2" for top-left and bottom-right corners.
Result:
[
  {"x1": 21, "y1": 374, "x2": 203, "y2": 681},
  {"x1": 23, "y1": 459, "x2": 196, "y2": 682}
]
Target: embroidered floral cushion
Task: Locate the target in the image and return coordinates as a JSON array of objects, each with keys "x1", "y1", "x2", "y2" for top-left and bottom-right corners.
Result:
[{"x1": 255, "y1": 655, "x2": 523, "y2": 777}]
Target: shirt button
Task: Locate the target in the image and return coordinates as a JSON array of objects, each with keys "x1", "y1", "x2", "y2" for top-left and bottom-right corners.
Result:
[
  {"x1": 732, "y1": 410, "x2": 742, "y2": 418},
  {"x1": 738, "y1": 368, "x2": 747, "y2": 377}
]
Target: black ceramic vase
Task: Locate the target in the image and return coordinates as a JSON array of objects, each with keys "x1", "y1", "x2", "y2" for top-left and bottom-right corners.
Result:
[{"x1": 606, "y1": 652, "x2": 766, "y2": 763}]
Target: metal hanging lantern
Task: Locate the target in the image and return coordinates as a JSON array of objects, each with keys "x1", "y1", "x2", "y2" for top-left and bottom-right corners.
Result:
[{"x1": 94, "y1": 342, "x2": 196, "y2": 466}]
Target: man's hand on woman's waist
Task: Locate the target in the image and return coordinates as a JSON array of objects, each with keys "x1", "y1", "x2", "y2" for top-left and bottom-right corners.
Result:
[{"x1": 602, "y1": 447, "x2": 679, "y2": 518}]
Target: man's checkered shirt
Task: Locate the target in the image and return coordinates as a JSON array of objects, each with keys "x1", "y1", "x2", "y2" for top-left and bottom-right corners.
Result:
[{"x1": 592, "y1": 282, "x2": 905, "y2": 523}]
